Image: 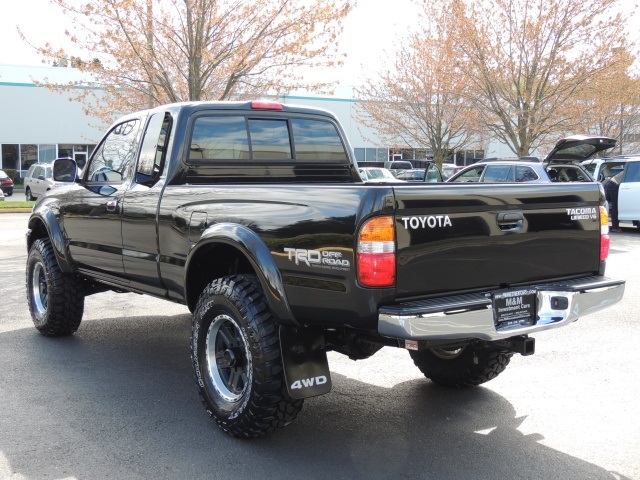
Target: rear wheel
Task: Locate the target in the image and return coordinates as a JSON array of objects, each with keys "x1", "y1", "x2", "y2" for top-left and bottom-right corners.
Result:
[
  {"x1": 409, "y1": 344, "x2": 512, "y2": 388},
  {"x1": 191, "y1": 275, "x2": 303, "y2": 437},
  {"x1": 26, "y1": 238, "x2": 85, "y2": 336},
  {"x1": 25, "y1": 188, "x2": 34, "y2": 201}
]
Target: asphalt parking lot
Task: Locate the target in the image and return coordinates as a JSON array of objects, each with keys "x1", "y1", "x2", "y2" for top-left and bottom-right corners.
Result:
[{"x1": 1, "y1": 212, "x2": 639, "y2": 480}]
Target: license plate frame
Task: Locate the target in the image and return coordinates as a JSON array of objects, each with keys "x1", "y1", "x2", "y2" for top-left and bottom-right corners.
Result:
[{"x1": 492, "y1": 288, "x2": 537, "y2": 329}]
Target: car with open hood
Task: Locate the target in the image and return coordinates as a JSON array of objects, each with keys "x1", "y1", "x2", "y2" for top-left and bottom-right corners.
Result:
[
  {"x1": 447, "y1": 135, "x2": 616, "y2": 184},
  {"x1": 543, "y1": 135, "x2": 617, "y2": 182}
]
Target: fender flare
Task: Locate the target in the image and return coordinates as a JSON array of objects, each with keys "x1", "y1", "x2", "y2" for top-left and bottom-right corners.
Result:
[
  {"x1": 27, "y1": 205, "x2": 75, "y2": 273},
  {"x1": 185, "y1": 223, "x2": 298, "y2": 326}
]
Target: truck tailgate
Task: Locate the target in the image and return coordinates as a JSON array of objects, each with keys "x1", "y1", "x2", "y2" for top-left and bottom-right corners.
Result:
[{"x1": 393, "y1": 183, "x2": 603, "y2": 298}]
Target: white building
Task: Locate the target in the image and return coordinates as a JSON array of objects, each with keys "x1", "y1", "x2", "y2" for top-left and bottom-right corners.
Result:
[
  {"x1": 0, "y1": 63, "x2": 506, "y2": 177},
  {"x1": 0, "y1": 64, "x2": 106, "y2": 175}
]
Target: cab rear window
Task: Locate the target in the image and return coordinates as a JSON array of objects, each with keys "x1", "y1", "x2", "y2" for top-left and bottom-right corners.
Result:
[{"x1": 188, "y1": 115, "x2": 347, "y2": 163}]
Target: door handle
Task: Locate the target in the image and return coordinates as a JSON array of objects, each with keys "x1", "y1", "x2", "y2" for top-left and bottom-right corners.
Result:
[
  {"x1": 106, "y1": 200, "x2": 118, "y2": 213},
  {"x1": 497, "y1": 211, "x2": 524, "y2": 231}
]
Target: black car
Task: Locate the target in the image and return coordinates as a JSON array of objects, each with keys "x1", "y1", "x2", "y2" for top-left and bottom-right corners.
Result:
[{"x1": 0, "y1": 169, "x2": 14, "y2": 196}]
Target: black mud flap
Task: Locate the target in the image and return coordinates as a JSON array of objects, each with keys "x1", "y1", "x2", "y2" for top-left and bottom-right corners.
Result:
[{"x1": 280, "y1": 326, "x2": 332, "y2": 400}]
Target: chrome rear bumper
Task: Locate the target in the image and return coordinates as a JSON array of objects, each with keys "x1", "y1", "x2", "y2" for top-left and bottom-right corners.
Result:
[{"x1": 378, "y1": 276, "x2": 625, "y2": 342}]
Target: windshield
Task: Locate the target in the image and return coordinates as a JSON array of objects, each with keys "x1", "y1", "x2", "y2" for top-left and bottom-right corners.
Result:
[{"x1": 366, "y1": 168, "x2": 386, "y2": 179}]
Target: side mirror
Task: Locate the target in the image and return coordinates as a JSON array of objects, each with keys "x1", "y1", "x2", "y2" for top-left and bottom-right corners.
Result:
[{"x1": 52, "y1": 157, "x2": 78, "y2": 183}]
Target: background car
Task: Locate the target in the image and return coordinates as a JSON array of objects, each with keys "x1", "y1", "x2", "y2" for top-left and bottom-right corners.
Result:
[
  {"x1": 358, "y1": 167, "x2": 405, "y2": 183},
  {"x1": 448, "y1": 135, "x2": 615, "y2": 184},
  {"x1": 0, "y1": 169, "x2": 14, "y2": 196},
  {"x1": 440, "y1": 163, "x2": 462, "y2": 179},
  {"x1": 23, "y1": 160, "x2": 75, "y2": 200},
  {"x1": 383, "y1": 160, "x2": 414, "y2": 177},
  {"x1": 446, "y1": 158, "x2": 550, "y2": 183},
  {"x1": 581, "y1": 156, "x2": 636, "y2": 183},
  {"x1": 616, "y1": 157, "x2": 640, "y2": 229},
  {"x1": 542, "y1": 134, "x2": 615, "y2": 182},
  {"x1": 395, "y1": 164, "x2": 443, "y2": 183}
]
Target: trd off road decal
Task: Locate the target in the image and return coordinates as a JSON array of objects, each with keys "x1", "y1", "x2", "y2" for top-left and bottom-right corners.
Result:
[{"x1": 284, "y1": 248, "x2": 351, "y2": 271}]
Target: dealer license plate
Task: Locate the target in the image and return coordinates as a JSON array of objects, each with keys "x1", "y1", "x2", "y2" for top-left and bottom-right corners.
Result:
[{"x1": 492, "y1": 288, "x2": 537, "y2": 329}]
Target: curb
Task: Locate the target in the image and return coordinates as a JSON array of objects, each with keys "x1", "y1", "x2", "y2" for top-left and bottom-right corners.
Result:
[{"x1": 0, "y1": 208, "x2": 32, "y2": 213}]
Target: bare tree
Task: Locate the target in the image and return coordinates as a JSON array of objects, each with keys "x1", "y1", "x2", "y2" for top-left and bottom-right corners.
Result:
[
  {"x1": 356, "y1": 1, "x2": 480, "y2": 166},
  {"x1": 23, "y1": 0, "x2": 352, "y2": 120},
  {"x1": 570, "y1": 49, "x2": 640, "y2": 154},
  {"x1": 448, "y1": 0, "x2": 632, "y2": 156}
]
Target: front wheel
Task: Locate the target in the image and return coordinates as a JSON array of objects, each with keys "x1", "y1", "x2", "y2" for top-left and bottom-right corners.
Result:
[
  {"x1": 26, "y1": 238, "x2": 85, "y2": 336},
  {"x1": 191, "y1": 275, "x2": 303, "y2": 438},
  {"x1": 409, "y1": 344, "x2": 513, "y2": 388}
]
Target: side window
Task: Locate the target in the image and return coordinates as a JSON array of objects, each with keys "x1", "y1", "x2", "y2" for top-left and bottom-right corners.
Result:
[
  {"x1": 248, "y1": 119, "x2": 291, "y2": 160},
  {"x1": 189, "y1": 116, "x2": 249, "y2": 160},
  {"x1": 453, "y1": 166, "x2": 485, "y2": 182},
  {"x1": 484, "y1": 165, "x2": 513, "y2": 182},
  {"x1": 515, "y1": 166, "x2": 539, "y2": 182},
  {"x1": 291, "y1": 118, "x2": 348, "y2": 161},
  {"x1": 137, "y1": 112, "x2": 172, "y2": 182},
  {"x1": 623, "y1": 162, "x2": 640, "y2": 183},
  {"x1": 26, "y1": 165, "x2": 36, "y2": 179},
  {"x1": 33, "y1": 166, "x2": 43, "y2": 179},
  {"x1": 86, "y1": 119, "x2": 141, "y2": 183}
]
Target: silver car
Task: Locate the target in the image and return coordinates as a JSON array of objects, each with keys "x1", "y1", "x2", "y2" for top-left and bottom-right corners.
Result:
[{"x1": 24, "y1": 160, "x2": 75, "y2": 200}]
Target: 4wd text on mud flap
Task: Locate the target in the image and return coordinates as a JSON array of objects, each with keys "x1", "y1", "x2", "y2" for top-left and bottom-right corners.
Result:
[{"x1": 290, "y1": 375, "x2": 328, "y2": 390}]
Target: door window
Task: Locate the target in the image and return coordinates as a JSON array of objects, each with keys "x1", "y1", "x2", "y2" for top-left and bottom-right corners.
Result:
[
  {"x1": 425, "y1": 164, "x2": 441, "y2": 182},
  {"x1": 483, "y1": 165, "x2": 514, "y2": 182},
  {"x1": 515, "y1": 165, "x2": 539, "y2": 182},
  {"x1": 137, "y1": 113, "x2": 172, "y2": 183},
  {"x1": 453, "y1": 165, "x2": 485, "y2": 182},
  {"x1": 86, "y1": 119, "x2": 141, "y2": 183},
  {"x1": 623, "y1": 162, "x2": 640, "y2": 183}
]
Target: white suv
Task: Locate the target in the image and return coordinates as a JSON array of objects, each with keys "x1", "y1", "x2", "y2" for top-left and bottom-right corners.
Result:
[
  {"x1": 24, "y1": 160, "x2": 75, "y2": 200},
  {"x1": 617, "y1": 157, "x2": 640, "y2": 228},
  {"x1": 581, "y1": 157, "x2": 629, "y2": 183}
]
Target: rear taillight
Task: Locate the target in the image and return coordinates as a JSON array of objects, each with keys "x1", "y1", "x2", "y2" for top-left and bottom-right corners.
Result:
[
  {"x1": 600, "y1": 205, "x2": 610, "y2": 261},
  {"x1": 357, "y1": 216, "x2": 396, "y2": 287},
  {"x1": 1, "y1": 179, "x2": 12, "y2": 185}
]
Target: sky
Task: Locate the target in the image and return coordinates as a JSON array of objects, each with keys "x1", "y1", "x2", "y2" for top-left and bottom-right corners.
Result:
[{"x1": 0, "y1": 0, "x2": 422, "y2": 88}]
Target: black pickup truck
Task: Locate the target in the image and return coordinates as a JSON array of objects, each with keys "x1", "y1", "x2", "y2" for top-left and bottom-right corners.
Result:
[{"x1": 26, "y1": 101, "x2": 625, "y2": 437}]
